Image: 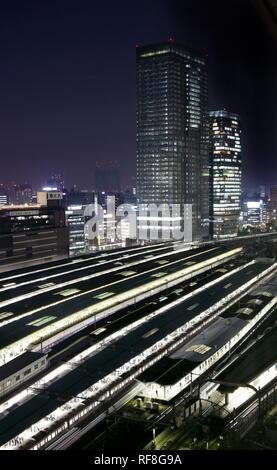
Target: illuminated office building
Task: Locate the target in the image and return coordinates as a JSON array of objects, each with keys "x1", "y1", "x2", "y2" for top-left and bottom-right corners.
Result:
[
  {"x1": 0, "y1": 192, "x2": 8, "y2": 206},
  {"x1": 243, "y1": 200, "x2": 263, "y2": 226},
  {"x1": 47, "y1": 173, "x2": 65, "y2": 192},
  {"x1": 136, "y1": 41, "x2": 209, "y2": 241},
  {"x1": 65, "y1": 205, "x2": 87, "y2": 257},
  {"x1": 209, "y1": 110, "x2": 242, "y2": 239},
  {"x1": 0, "y1": 194, "x2": 68, "y2": 267}
]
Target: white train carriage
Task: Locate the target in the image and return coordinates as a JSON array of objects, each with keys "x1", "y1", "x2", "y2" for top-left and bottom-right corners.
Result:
[{"x1": 0, "y1": 351, "x2": 48, "y2": 398}]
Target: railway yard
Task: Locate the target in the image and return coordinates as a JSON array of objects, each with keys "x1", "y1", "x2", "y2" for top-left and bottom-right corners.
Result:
[{"x1": 0, "y1": 238, "x2": 277, "y2": 450}]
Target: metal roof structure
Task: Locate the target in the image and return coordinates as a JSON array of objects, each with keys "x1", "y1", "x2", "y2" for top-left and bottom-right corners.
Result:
[{"x1": 138, "y1": 285, "x2": 276, "y2": 387}]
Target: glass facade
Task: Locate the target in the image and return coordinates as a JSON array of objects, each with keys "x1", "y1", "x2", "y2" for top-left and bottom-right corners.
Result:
[
  {"x1": 209, "y1": 110, "x2": 242, "y2": 239},
  {"x1": 243, "y1": 200, "x2": 263, "y2": 226},
  {"x1": 66, "y1": 205, "x2": 86, "y2": 257},
  {"x1": 136, "y1": 43, "x2": 209, "y2": 241}
]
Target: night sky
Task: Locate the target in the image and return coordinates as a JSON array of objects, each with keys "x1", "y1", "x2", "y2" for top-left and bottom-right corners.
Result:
[{"x1": 0, "y1": 0, "x2": 276, "y2": 192}]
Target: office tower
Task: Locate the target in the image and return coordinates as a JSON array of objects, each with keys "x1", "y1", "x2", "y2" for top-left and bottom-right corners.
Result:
[
  {"x1": 136, "y1": 41, "x2": 209, "y2": 241},
  {"x1": 0, "y1": 194, "x2": 8, "y2": 205},
  {"x1": 0, "y1": 193, "x2": 68, "y2": 267},
  {"x1": 47, "y1": 173, "x2": 65, "y2": 192},
  {"x1": 15, "y1": 184, "x2": 33, "y2": 204},
  {"x1": 259, "y1": 185, "x2": 266, "y2": 199},
  {"x1": 66, "y1": 205, "x2": 87, "y2": 257},
  {"x1": 0, "y1": 185, "x2": 8, "y2": 206},
  {"x1": 95, "y1": 161, "x2": 121, "y2": 193},
  {"x1": 123, "y1": 187, "x2": 137, "y2": 205},
  {"x1": 270, "y1": 186, "x2": 277, "y2": 211},
  {"x1": 66, "y1": 189, "x2": 95, "y2": 207},
  {"x1": 209, "y1": 110, "x2": 242, "y2": 239},
  {"x1": 243, "y1": 199, "x2": 264, "y2": 227}
]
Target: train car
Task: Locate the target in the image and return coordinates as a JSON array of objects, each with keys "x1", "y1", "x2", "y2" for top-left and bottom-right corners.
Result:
[{"x1": 0, "y1": 351, "x2": 48, "y2": 399}]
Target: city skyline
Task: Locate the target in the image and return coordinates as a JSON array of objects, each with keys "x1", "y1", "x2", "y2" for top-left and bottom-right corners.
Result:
[
  {"x1": 1, "y1": 1, "x2": 277, "y2": 454},
  {"x1": 0, "y1": 0, "x2": 276, "y2": 191}
]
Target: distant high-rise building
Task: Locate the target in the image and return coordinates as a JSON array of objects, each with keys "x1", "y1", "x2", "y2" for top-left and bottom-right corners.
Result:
[
  {"x1": 259, "y1": 185, "x2": 266, "y2": 199},
  {"x1": 0, "y1": 196, "x2": 68, "y2": 267},
  {"x1": 95, "y1": 161, "x2": 121, "y2": 193},
  {"x1": 209, "y1": 110, "x2": 242, "y2": 239},
  {"x1": 47, "y1": 173, "x2": 65, "y2": 192},
  {"x1": 270, "y1": 186, "x2": 277, "y2": 211},
  {"x1": 15, "y1": 184, "x2": 33, "y2": 204},
  {"x1": 3, "y1": 183, "x2": 33, "y2": 205},
  {"x1": 243, "y1": 199, "x2": 264, "y2": 227},
  {"x1": 123, "y1": 187, "x2": 137, "y2": 205},
  {"x1": 0, "y1": 194, "x2": 8, "y2": 206},
  {"x1": 65, "y1": 205, "x2": 87, "y2": 257},
  {"x1": 136, "y1": 41, "x2": 209, "y2": 241},
  {"x1": 66, "y1": 189, "x2": 95, "y2": 207},
  {"x1": 0, "y1": 185, "x2": 8, "y2": 206}
]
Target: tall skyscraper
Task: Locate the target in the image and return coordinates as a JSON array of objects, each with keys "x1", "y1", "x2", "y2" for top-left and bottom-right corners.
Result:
[
  {"x1": 136, "y1": 41, "x2": 209, "y2": 241},
  {"x1": 209, "y1": 110, "x2": 242, "y2": 239}
]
